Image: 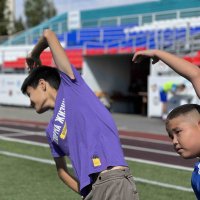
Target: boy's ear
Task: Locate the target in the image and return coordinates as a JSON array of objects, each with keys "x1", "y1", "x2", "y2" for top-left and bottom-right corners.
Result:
[{"x1": 38, "y1": 79, "x2": 46, "y2": 91}]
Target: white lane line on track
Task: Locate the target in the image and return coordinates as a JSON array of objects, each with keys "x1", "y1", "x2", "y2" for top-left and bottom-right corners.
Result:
[
  {"x1": 0, "y1": 127, "x2": 172, "y2": 150},
  {"x1": 1, "y1": 126, "x2": 172, "y2": 151},
  {"x1": 134, "y1": 177, "x2": 193, "y2": 192},
  {"x1": 0, "y1": 126, "x2": 171, "y2": 145},
  {"x1": 0, "y1": 150, "x2": 193, "y2": 193},
  {"x1": 0, "y1": 121, "x2": 47, "y2": 128},
  {"x1": 0, "y1": 136, "x2": 193, "y2": 171},
  {"x1": 0, "y1": 127, "x2": 45, "y2": 136},
  {"x1": 0, "y1": 136, "x2": 49, "y2": 147},
  {"x1": 122, "y1": 144, "x2": 178, "y2": 156},
  {"x1": 0, "y1": 126, "x2": 170, "y2": 145},
  {"x1": 0, "y1": 135, "x2": 177, "y2": 157},
  {"x1": 0, "y1": 132, "x2": 39, "y2": 137},
  {"x1": 125, "y1": 157, "x2": 193, "y2": 171},
  {"x1": 120, "y1": 135, "x2": 171, "y2": 145},
  {"x1": 0, "y1": 150, "x2": 55, "y2": 165}
]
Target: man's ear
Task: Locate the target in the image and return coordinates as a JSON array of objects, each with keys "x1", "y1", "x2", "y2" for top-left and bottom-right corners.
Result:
[{"x1": 38, "y1": 79, "x2": 46, "y2": 91}]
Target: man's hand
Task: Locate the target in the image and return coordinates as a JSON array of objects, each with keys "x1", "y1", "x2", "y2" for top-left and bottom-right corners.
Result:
[
  {"x1": 26, "y1": 55, "x2": 41, "y2": 73},
  {"x1": 132, "y1": 50, "x2": 160, "y2": 64}
]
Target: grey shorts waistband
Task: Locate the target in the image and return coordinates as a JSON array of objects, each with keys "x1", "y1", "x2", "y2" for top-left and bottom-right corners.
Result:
[{"x1": 93, "y1": 168, "x2": 132, "y2": 185}]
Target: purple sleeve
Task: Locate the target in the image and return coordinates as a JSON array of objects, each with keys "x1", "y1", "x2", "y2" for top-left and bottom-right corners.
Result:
[
  {"x1": 47, "y1": 134, "x2": 65, "y2": 158},
  {"x1": 59, "y1": 65, "x2": 84, "y2": 85}
]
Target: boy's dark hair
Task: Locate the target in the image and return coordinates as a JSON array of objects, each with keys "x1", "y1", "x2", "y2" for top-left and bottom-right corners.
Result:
[
  {"x1": 21, "y1": 66, "x2": 61, "y2": 94},
  {"x1": 166, "y1": 104, "x2": 200, "y2": 122}
]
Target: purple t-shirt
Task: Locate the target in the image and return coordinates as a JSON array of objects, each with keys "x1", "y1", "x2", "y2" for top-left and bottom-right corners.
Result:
[{"x1": 46, "y1": 66, "x2": 127, "y2": 196}]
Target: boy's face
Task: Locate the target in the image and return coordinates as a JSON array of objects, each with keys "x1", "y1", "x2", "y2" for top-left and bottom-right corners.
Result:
[
  {"x1": 166, "y1": 113, "x2": 200, "y2": 159},
  {"x1": 26, "y1": 80, "x2": 49, "y2": 114}
]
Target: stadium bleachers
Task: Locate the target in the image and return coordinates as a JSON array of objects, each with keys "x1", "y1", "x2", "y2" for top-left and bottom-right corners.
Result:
[
  {"x1": 3, "y1": 18, "x2": 200, "y2": 70},
  {"x1": 2, "y1": 49, "x2": 83, "y2": 70},
  {"x1": 3, "y1": 0, "x2": 200, "y2": 47},
  {"x1": 4, "y1": 58, "x2": 26, "y2": 69},
  {"x1": 2, "y1": 1, "x2": 200, "y2": 70}
]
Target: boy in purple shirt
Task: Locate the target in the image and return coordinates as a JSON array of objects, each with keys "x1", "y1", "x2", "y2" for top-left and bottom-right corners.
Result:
[{"x1": 21, "y1": 29, "x2": 139, "y2": 200}]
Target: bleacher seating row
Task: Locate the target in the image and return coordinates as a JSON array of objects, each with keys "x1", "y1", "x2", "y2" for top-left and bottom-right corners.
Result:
[
  {"x1": 3, "y1": 49, "x2": 83, "y2": 70},
  {"x1": 3, "y1": 17, "x2": 200, "y2": 69},
  {"x1": 3, "y1": 46, "x2": 200, "y2": 70},
  {"x1": 3, "y1": 0, "x2": 200, "y2": 47}
]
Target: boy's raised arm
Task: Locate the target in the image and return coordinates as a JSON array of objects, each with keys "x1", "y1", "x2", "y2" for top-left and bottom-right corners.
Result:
[
  {"x1": 26, "y1": 35, "x2": 48, "y2": 71},
  {"x1": 43, "y1": 29, "x2": 75, "y2": 79},
  {"x1": 27, "y1": 29, "x2": 74, "y2": 79},
  {"x1": 132, "y1": 49, "x2": 200, "y2": 98}
]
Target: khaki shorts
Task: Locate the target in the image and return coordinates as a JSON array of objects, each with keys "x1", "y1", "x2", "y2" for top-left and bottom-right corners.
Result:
[{"x1": 83, "y1": 168, "x2": 139, "y2": 200}]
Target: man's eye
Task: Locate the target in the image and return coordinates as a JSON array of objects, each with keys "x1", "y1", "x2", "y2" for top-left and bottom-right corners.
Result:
[
  {"x1": 169, "y1": 135, "x2": 174, "y2": 140},
  {"x1": 175, "y1": 130, "x2": 181, "y2": 134}
]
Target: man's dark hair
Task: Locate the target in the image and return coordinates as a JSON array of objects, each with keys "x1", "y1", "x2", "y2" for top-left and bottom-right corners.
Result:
[
  {"x1": 21, "y1": 66, "x2": 61, "y2": 94},
  {"x1": 166, "y1": 104, "x2": 200, "y2": 123}
]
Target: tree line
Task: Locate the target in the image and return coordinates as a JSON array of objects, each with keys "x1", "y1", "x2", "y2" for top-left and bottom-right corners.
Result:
[{"x1": 0, "y1": 0, "x2": 56, "y2": 36}]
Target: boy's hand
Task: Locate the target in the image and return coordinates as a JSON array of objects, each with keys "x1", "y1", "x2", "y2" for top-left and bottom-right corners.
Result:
[
  {"x1": 132, "y1": 50, "x2": 159, "y2": 64},
  {"x1": 26, "y1": 55, "x2": 41, "y2": 73}
]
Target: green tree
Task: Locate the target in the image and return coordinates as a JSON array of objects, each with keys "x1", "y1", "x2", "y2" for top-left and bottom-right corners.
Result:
[
  {"x1": 0, "y1": 0, "x2": 9, "y2": 35},
  {"x1": 24, "y1": 0, "x2": 57, "y2": 28},
  {"x1": 14, "y1": 17, "x2": 25, "y2": 33}
]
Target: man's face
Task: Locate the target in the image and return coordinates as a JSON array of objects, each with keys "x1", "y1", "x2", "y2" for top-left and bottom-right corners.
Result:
[
  {"x1": 26, "y1": 80, "x2": 49, "y2": 114},
  {"x1": 166, "y1": 114, "x2": 200, "y2": 159}
]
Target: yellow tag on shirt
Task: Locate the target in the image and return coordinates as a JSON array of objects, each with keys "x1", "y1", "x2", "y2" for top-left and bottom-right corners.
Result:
[
  {"x1": 92, "y1": 157, "x2": 101, "y2": 167},
  {"x1": 60, "y1": 123, "x2": 67, "y2": 139}
]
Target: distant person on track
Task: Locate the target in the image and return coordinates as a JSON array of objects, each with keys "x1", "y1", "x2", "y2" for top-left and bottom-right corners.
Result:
[
  {"x1": 21, "y1": 29, "x2": 139, "y2": 200},
  {"x1": 132, "y1": 49, "x2": 200, "y2": 98},
  {"x1": 165, "y1": 104, "x2": 200, "y2": 199},
  {"x1": 159, "y1": 81, "x2": 186, "y2": 120}
]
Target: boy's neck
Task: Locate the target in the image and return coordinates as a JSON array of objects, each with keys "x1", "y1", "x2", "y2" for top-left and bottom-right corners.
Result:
[{"x1": 48, "y1": 88, "x2": 58, "y2": 109}]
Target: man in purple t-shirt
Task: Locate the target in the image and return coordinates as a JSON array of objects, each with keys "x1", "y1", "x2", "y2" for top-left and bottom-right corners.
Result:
[{"x1": 21, "y1": 29, "x2": 139, "y2": 200}]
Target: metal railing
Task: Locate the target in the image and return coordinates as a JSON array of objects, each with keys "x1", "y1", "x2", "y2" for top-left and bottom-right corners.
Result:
[
  {"x1": 1, "y1": 26, "x2": 200, "y2": 74},
  {"x1": 82, "y1": 24, "x2": 200, "y2": 55},
  {"x1": 2, "y1": 7, "x2": 200, "y2": 46},
  {"x1": 83, "y1": 7, "x2": 200, "y2": 28}
]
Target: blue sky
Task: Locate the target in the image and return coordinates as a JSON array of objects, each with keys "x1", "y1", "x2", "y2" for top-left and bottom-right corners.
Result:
[{"x1": 15, "y1": 0, "x2": 159, "y2": 19}]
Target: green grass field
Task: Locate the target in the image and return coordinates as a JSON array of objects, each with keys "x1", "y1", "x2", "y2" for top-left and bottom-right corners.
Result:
[{"x1": 0, "y1": 140, "x2": 196, "y2": 200}]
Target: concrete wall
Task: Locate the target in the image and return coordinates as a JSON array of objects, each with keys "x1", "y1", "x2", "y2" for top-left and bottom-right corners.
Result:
[
  {"x1": 82, "y1": 54, "x2": 136, "y2": 113},
  {"x1": 83, "y1": 54, "x2": 131, "y2": 93}
]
